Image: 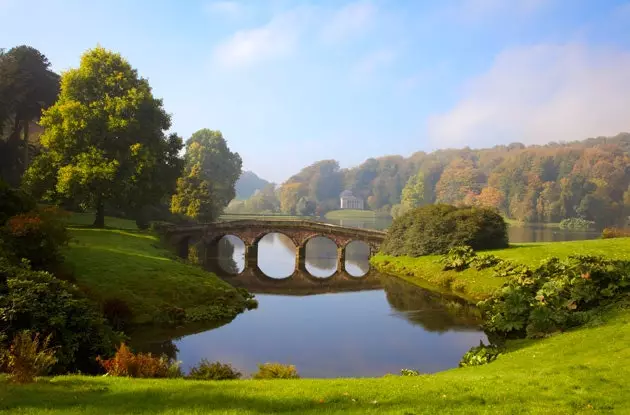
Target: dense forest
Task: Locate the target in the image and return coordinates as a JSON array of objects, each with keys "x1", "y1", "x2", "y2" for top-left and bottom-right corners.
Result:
[{"x1": 230, "y1": 134, "x2": 630, "y2": 228}]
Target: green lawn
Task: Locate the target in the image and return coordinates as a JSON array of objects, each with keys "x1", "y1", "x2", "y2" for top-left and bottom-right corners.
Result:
[
  {"x1": 325, "y1": 209, "x2": 376, "y2": 220},
  {"x1": 372, "y1": 238, "x2": 630, "y2": 301},
  {"x1": 64, "y1": 221, "x2": 251, "y2": 325},
  {"x1": 1, "y1": 298, "x2": 628, "y2": 414},
  {"x1": 65, "y1": 212, "x2": 140, "y2": 230},
  {"x1": 219, "y1": 213, "x2": 313, "y2": 221}
]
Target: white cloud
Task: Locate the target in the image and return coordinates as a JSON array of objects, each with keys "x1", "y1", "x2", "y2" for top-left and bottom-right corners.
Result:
[
  {"x1": 427, "y1": 43, "x2": 630, "y2": 148},
  {"x1": 320, "y1": 0, "x2": 376, "y2": 43},
  {"x1": 204, "y1": 1, "x2": 243, "y2": 19},
  {"x1": 353, "y1": 49, "x2": 396, "y2": 77},
  {"x1": 213, "y1": 9, "x2": 310, "y2": 68}
]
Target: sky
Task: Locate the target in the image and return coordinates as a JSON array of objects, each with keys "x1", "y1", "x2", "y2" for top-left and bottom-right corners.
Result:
[{"x1": 2, "y1": 0, "x2": 630, "y2": 183}]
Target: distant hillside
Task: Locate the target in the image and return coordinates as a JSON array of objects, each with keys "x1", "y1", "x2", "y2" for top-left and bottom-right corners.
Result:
[{"x1": 235, "y1": 171, "x2": 271, "y2": 200}]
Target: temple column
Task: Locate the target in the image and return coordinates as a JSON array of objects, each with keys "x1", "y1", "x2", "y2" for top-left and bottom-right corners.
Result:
[
  {"x1": 295, "y1": 244, "x2": 307, "y2": 272},
  {"x1": 337, "y1": 245, "x2": 346, "y2": 273},
  {"x1": 245, "y1": 242, "x2": 259, "y2": 271}
]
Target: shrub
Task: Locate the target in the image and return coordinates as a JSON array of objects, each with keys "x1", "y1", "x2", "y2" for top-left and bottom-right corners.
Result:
[
  {"x1": 187, "y1": 359, "x2": 242, "y2": 380},
  {"x1": 96, "y1": 343, "x2": 178, "y2": 378},
  {"x1": 0, "y1": 257, "x2": 120, "y2": 374},
  {"x1": 441, "y1": 246, "x2": 476, "y2": 271},
  {"x1": 252, "y1": 362, "x2": 300, "y2": 379},
  {"x1": 380, "y1": 204, "x2": 507, "y2": 257},
  {"x1": 459, "y1": 341, "x2": 502, "y2": 367},
  {"x1": 559, "y1": 217, "x2": 595, "y2": 230},
  {"x1": 472, "y1": 254, "x2": 503, "y2": 270},
  {"x1": 102, "y1": 298, "x2": 134, "y2": 331},
  {"x1": 2, "y1": 207, "x2": 70, "y2": 270},
  {"x1": 2, "y1": 331, "x2": 58, "y2": 383},
  {"x1": 400, "y1": 368, "x2": 420, "y2": 376},
  {"x1": 0, "y1": 180, "x2": 36, "y2": 226},
  {"x1": 601, "y1": 227, "x2": 630, "y2": 239},
  {"x1": 479, "y1": 255, "x2": 630, "y2": 339}
]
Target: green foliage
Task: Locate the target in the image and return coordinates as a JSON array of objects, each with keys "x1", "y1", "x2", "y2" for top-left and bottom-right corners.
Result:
[
  {"x1": 559, "y1": 217, "x2": 595, "y2": 230},
  {"x1": 472, "y1": 254, "x2": 503, "y2": 270},
  {"x1": 0, "y1": 257, "x2": 120, "y2": 373},
  {"x1": 2, "y1": 331, "x2": 57, "y2": 383},
  {"x1": 401, "y1": 169, "x2": 426, "y2": 209},
  {"x1": 187, "y1": 359, "x2": 242, "y2": 380},
  {"x1": 400, "y1": 368, "x2": 421, "y2": 376},
  {"x1": 440, "y1": 246, "x2": 476, "y2": 271},
  {"x1": 23, "y1": 46, "x2": 183, "y2": 228},
  {"x1": 381, "y1": 204, "x2": 508, "y2": 257},
  {"x1": 171, "y1": 129, "x2": 242, "y2": 222},
  {"x1": 0, "y1": 180, "x2": 36, "y2": 226},
  {"x1": 252, "y1": 363, "x2": 300, "y2": 379},
  {"x1": 102, "y1": 298, "x2": 133, "y2": 331},
  {"x1": 2, "y1": 207, "x2": 70, "y2": 270},
  {"x1": 96, "y1": 343, "x2": 179, "y2": 378},
  {"x1": 601, "y1": 227, "x2": 630, "y2": 239},
  {"x1": 479, "y1": 255, "x2": 630, "y2": 339},
  {"x1": 459, "y1": 341, "x2": 502, "y2": 367}
]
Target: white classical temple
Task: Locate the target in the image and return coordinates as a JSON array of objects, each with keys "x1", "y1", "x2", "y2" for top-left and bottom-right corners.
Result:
[{"x1": 339, "y1": 190, "x2": 364, "y2": 210}]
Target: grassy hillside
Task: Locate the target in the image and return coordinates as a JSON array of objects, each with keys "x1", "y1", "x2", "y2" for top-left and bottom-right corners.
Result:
[
  {"x1": 372, "y1": 238, "x2": 630, "y2": 301},
  {"x1": 1, "y1": 298, "x2": 628, "y2": 414},
  {"x1": 64, "y1": 215, "x2": 253, "y2": 325}
]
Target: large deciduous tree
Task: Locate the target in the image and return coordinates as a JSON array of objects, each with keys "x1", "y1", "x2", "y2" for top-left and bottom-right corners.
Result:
[
  {"x1": 171, "y1": 129, "x2": 242, "y2": 222},
  {"x1": 23, "y1": 47, "x2": 182, "y2": 227},
  {"x1": 0, "y1": 46, "x2": 59, "y2": 186}
]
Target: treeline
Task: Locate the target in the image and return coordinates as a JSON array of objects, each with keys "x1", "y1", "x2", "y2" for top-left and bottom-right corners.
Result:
[
  {"x1": 1, "y1": 45, "x2": 242, "y2": 227},
  {"x1": 232, "y1": 135, "x2": 630, "y2": 227}
]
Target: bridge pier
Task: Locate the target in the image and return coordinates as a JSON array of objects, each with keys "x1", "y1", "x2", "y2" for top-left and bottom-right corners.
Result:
[
  {"x1": 336, "y1": 246, "x2": 346, "y2": 273},
  {"x1": 245, "y1": 243, "x2": 259, "y2": 270},
  {"x1": 295, "y1": 244, "x2": 307, "y2": 272}
]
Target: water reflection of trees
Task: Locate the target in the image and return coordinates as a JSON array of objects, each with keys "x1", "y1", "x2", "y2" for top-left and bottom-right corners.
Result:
[
  {"x1": 380, "y1": 275, "x2": 482, "y2": 332},
  {"x1": 217, "y1": 236, "x2": 241, "y2": 275}
]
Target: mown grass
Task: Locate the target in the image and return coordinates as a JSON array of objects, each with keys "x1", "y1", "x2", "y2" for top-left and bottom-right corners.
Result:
[
  {"x1": 372, "y1": 238, "x2": 630, "y2": 301},
  {"x1": 1, "y1": 298, "x2": 628, "y2": 414},
  {"x1": 325, "y1": 209, "x2": 376, "y2": 220},
  {"x1": 63, "y1": 215, "x2": 250, "y2": 325},
  {"x1": 65, "y1": 212, "x2": 140, "y2": 230}
]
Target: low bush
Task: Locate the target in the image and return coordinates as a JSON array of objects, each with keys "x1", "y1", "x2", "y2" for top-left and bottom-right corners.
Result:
[
  {"x1": 0, "y1": 257, "x2": 120, "y2": 374},
  {"x1": 2, "y1": 207, "x2": 70, "y2": 270},
  {"x1": 441, "y1": 246, "x2": 476, "y2": 271},
  {"x1": 479, "y1": 255, "x2": 630, "y2": 339},
  {"x1": 559, "y1": 217, "x2": 595, "y2": 230},
  {"x1": 459, "y1": 341, "x2": 502, "y2": 367},
  {"x1": 187, "y1": 359, "x2": 242, "y2": 380},
  {"x1": 2, "y1": 331, "x2": 57, "y2": 383},
  {"x1": 601, "y1": 227, "x2": 630, "y2": 239},
  {"x1": 252, "y1": 362, "x2": 300, "y2": 379},
  {"x1": 381, "y1": 204, "x2": 507, "y2": 257},
  {"x1": 97, "y1": 343, "x2": 180, "y2": 378},
  {"x1": 102, "y1": 298, "x2": 134, "y2": 331},
  {"x1": 400, "y1": 368, "x2": 421, "y2": 376}
]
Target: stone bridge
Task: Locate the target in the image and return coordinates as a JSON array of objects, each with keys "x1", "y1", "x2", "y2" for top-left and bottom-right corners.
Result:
[{"x1": 164, "y1": 219, "x2": 387, "y2": 274}]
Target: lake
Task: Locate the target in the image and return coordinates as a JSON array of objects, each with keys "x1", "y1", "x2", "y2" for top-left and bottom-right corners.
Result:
[{"x1": 130, "y1": 221, "x2": 597, "y2": 378}]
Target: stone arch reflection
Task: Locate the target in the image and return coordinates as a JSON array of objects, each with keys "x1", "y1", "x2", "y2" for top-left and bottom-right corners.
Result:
[
  {"x1": 216, "y1": 235, "x2": 244, "y2": 275},
  {"x1": 257, "y1": 232, "x2": 296, "y2": 279},
  {"x1": 305, "y1": 236, "x2": 337, "y2": 278},
  {"x1": 344, "y1": 241, "x2": 370, "y2": 277}
]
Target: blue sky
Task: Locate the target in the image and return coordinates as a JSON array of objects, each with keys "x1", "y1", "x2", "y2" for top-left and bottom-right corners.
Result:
[{"x1": 2, "y1": 0, "x2": 630, "y2": 183}]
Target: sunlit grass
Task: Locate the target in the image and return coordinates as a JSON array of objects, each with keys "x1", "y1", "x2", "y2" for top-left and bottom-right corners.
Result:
[
  {"x1": 325, "y1": 209, "x2": 376, "y2": 220},
  {"x1": 372, "y1": 238, "x2": 630, "y2": 301}
]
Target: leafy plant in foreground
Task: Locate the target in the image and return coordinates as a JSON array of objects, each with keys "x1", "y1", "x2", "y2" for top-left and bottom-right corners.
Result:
[
  {"x1": 400, "y1": 368, "x2": 421, "y2": 376},
  {"x1": 96, "y1": 343, "x2": 179, "y2": 378},
  {"x1": 459, "y1": 341, "x2": 502, "y2": 367},
  {"x1": 2, "y1": 331, "x2": 57, "y2": 383},
  {"x1": 441, "y1": 246, "x2": 476, "y2": 271}
]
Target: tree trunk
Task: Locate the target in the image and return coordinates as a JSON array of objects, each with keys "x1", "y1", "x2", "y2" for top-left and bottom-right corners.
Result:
[
  {"x1": 22, "y1": 120, "x2": 29, "y2": 171},
  {"x1": 94, "y1": 197, "x2": 105, "y2": 228}
]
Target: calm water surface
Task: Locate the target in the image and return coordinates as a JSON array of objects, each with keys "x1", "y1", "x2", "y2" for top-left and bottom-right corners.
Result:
[{"x1": 131, "y1": 220, "x2": 596, "y2": 378}]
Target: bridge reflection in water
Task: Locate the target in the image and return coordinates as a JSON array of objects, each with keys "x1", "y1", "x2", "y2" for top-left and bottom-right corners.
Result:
[{"x1": 207, "y1": 233, "x2": 382, "y2": 295}]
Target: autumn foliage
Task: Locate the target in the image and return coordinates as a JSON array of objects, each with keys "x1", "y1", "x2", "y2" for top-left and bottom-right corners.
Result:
[{"x1": 96, "y1": 343, "x2": 178, "y2": 378}]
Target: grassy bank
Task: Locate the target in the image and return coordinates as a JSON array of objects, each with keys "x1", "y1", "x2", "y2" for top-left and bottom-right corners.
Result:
[
  {"x1": 372, "y1": 238, "x2": 630, "y2": 301},
  {"x1": 1, "y1": 298, "x2": 628, "y2": 414},
  {"x1": 219, "y1": 213, "x2": 313, "y2": 221},
  {"x1": 64, "y1": 215, "x2": 252, "y2": 325},
  {"x1": 325, "y1": 209, "x2": 377, "y2": 220}
]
